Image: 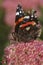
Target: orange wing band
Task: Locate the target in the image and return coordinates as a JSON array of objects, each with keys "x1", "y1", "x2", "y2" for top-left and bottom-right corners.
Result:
[
  {"x1": 20, "y1": 21, "x2": 36, "y2": 28},
  {"x1": 15, "y1": 17, "x2": 24, "y2": 25}
]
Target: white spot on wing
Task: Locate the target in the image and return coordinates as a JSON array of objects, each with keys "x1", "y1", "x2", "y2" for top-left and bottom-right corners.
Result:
[
  {"x1": 31, "y1": 15, "x2": 34, "y2": 17},
  {"x1": 20, "y1": 11, "x2": 22, "y2": 13},
  {"x1": 24, "y1": 16, "x2": 30, "y2": 19},
  {"x1": 26, "y1": 27, "x2": 30, "y2": 31},
  {"x1": 16, "y1": 12, "x2": 19, "y2": 15}
]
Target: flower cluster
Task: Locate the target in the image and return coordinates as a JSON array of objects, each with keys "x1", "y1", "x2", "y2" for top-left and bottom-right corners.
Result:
[{"x1": 2, "y1": 40, "x2": 43, "y2": 65}]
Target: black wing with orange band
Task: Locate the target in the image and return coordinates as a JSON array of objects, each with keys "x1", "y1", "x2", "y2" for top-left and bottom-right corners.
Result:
[
  {"x1": 15, "y1": 4, "x2": 25, "y2": 22},
  {"x1": 15, "y1": 4, "x2": 37, "y2": 31},
  {"x1": 11, "y1": 4, "x2": 41, "y2": 42}
]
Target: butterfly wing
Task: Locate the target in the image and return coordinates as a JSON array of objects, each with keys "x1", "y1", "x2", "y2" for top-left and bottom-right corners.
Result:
[
  {"x1": 15, "y1": 4, "x2": 26, "y2": 33},
  {"x1": 14, "y1": 5, "x2": 41, "y2": 42},
  {"x1": 15, "y1": 4, "x2": 25, "y2": 22}
]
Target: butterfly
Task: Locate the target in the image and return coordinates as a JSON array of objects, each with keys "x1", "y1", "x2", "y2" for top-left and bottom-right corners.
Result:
[{"x1": 12, "y1": 4, "x2": 41, "y2": 43}]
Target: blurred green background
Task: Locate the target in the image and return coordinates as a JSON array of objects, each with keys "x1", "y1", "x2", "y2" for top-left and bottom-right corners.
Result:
[
  {"x1": 0, "y1": 7, "x2": 11, "y2": 65},
  {"x1": 0, "y1": 0, "x2": 43, "y2": 65}
]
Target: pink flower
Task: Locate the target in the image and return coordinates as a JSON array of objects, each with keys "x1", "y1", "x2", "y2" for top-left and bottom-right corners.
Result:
[
  {"x1": 1, "y1": 0, "x2": 43, "y2": 26},
  {"x1": 2, "y1": 40, "x2": 43, "y2": 65}
]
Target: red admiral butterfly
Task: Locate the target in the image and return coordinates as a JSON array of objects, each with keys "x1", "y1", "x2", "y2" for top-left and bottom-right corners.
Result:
[{"x1": 12, "y1": 4, "x2": 41, "y2": 43}]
